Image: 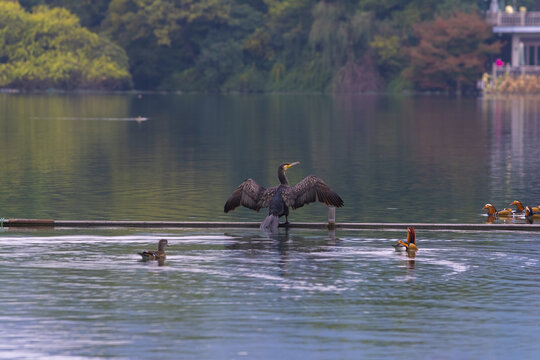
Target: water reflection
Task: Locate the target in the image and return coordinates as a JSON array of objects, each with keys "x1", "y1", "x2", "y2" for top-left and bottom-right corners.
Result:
[
  {"x1": 0, "y1": 94, "x2": 539, "y2": 224},
  {"x1": 483, "y1": 213, "x2": 535, "y2": 224},
  {"x1": 407, "y1": 257, "x2": 416, "y2": 270},
  {"x1": 483, "y1": 96, "x2": 540, "y2": 211},
  {"x1": 225, "y1": 228, "x2": 339, "y2": 278}
]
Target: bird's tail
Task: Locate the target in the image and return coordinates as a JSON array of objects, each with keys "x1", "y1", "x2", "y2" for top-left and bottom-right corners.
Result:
[{"x1": 260, "y1": 215, "x2": 279, "y2": 232}]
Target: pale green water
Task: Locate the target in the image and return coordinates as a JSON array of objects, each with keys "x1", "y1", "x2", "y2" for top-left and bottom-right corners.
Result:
[{"x1": 0, "y1": 93, "x2": 539, "y2": 359}]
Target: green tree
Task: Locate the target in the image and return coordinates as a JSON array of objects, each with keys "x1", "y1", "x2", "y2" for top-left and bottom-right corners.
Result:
[
  {"x1": 174, "y1": 1, "x2": 265, "y2": 92},
  {"x1": 370, "y1": 35, "x2": 401, "y2": 76},
  {"x1": 364, "y1": 0, "x2": 485, "y2": 91},
  {"x1": 0, "y1": 1, "x2": 132, "y2": 90},
  {"x1": 102, "y1": 0, "x2": 238, "y2": 90},
  {"x1": 309, "y1": 2, "x2": 371, "y2": 68},
  {"x1": 5, "y1": 0, "x2": 505, "y2": 92},
  {"x1": 404, "y1": 10, "x2": 500, "y2": 93},
  {"x1": 19, "y1": 0, "x2": 111, "y2": 29},
  {"x1": 309, "y1": 2, "x2": 375, "y2": 92}
]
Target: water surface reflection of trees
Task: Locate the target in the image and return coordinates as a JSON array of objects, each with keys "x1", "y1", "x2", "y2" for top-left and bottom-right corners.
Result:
[{"x1": 1, "y1": 94, "x2": 539, "y2": 223}]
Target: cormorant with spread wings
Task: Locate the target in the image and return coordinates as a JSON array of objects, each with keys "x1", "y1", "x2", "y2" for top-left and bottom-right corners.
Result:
[{"x1": 224, "y1": 162, "x2": 344, "y2": 231}]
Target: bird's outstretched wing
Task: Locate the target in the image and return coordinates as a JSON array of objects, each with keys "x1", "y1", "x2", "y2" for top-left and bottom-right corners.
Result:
[
  {"x1": 224, "y1": 179, "x2": 277, "y2": 212},
  {"x1": 282, "y1": 175, "x2": 344, "y2": 210}
]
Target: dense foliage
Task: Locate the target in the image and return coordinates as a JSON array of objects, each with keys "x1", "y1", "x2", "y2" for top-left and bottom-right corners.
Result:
[
  {"x1": 4, "y1": 0, "x2": 535, "y2": 92},
  {"x1": 0, "y1": 1, "x2": 132, "y2": 90},
  {"x1": 405, "y1": 11, "x2": 501, "y2": 93}
]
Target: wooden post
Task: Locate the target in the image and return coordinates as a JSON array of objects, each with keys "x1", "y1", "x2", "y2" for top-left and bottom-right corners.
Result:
[{"x1": 327, "y1": 206, "x2": 336, "y2": 230}]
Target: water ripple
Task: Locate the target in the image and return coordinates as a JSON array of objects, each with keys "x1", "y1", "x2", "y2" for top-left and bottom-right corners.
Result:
[{"x1": 0, "y1": 229, "x2": 538, "y2": 359}]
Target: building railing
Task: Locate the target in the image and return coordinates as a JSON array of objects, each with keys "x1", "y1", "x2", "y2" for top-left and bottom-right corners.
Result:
[
  {"x1": 486, "y1": 11, "x2": 540, "y2": 26},
  {"x1": 480, "y1": 64, "x2": 540, "y2": 93},
  {"x1": 493, "y1": 64, "x2": 540, "y2": 77}
]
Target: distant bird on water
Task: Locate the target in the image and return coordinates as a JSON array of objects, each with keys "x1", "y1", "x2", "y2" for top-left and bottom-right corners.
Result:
[
  {"x1": 525, "y1": 206, "x2": 540, "y2": 222},
  {"x1": 138, "y1": 239, "x2": 168, "y2": 261},
  {"x1": 224, "y1": 162, "x2": 344, "y2": 231},
  {"x1": 483, "y1": 203, "x2": 513, "y2": 217},
  {"x1": 510, "y1": 200, "x2": 539, "y2": 214}
]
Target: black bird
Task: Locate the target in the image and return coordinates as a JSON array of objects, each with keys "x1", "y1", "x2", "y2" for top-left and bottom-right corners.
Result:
[{"x1": 224, "y1": 162, "x2": 344, "y2": 231}]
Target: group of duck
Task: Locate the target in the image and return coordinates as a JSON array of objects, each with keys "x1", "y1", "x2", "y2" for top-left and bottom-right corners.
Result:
[
  {"x1": 391, "y1": 200, "x2": 540, "y2": 259},
  {"x1": 483, "y1": 200, "x2": 540, "y2": 222},
  {"x1": 136, "y1": 204, "x2": 538, "y2": 263},
  {"x1": 391, "y1": 201, "x2": 540, "y2": 259}
]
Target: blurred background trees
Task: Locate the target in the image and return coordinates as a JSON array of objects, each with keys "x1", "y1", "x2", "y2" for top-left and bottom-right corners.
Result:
[
  {"x1": 404, "y1": 11, "x2": 501, "y2": 94},
  {"x1": 0, "y1": 1, "x2": 131, "y2": 90},
  {"x1": 2, "y1": 0, "x2": 526, "y2": 92}
]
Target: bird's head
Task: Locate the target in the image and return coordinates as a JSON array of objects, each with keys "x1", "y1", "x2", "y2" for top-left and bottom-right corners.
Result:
[
  {"x1": 483, "y1": 203, "x2": 496, "y2": 215},
  {"x1": 407, "y1": 227, "x2": 416, "y2": 245},
  {"x1": 277, "y1": 162, "x2": 300, "y2": 185},
  {"x1": 158, "y1": 239, "x2": 169, "y2": 250},
  {"x1": 510, "y1": 200, "x2": 524, "y2": 210},
  {"x1": 279, "y1": 161, "x2": 300, "y2": 172}
]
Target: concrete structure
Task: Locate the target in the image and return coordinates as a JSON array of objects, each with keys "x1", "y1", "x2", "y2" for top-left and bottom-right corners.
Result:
[{"x1": 486, "y1": 0, "x2": 540, "y2": 77}]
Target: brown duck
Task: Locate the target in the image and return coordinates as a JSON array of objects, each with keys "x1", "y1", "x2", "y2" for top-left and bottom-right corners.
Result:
[
  {"x1": 393, "y1": 227, "x2": 418, "y2": 253},
  {"x1": 511, "y1": 200, "x2": 540, "y2": 214},
  {"x1": 483, "y1": 203, "x2": 513, "y2": 217},
  {"x1": 525, "y1": 206, "x2": 540, "y2": 221},
  {"x1": 138, "y1": 239, "x2": 168, "y2": 261}
]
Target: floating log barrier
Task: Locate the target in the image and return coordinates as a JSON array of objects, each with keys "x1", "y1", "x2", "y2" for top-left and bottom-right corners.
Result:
[{"x1": 2, "y1": 218, "x2": 540, "y2": 231}]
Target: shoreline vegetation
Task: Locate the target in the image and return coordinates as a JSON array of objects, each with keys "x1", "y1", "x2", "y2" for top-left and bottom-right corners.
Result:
[
  {"x1": 482, "y1": 73, "x2": 540, "y2": 94},
  {"x1": 1, "y1": 0, "x2": 536, "y2": 94},
  {"x1": 0, "y1": 87, "x2": 478, "y2": 96}
]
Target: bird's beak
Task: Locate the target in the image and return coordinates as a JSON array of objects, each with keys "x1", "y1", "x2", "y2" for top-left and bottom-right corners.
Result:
[{"x1": 285, "y1": 161, "x2": 300, "y2": 169}]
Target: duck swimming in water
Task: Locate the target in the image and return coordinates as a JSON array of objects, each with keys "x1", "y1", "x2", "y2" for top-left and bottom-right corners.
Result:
[
  {"x1": 525, "y1": 206, "x2": 540, "y2": 220},
  {"x1": 393, "y1": 227, "x2": 418, "y2": 253},
  {"x1": 483, "y1": 203, "x2": 513, "y2": 217},
  {"x1": 138, "y1": 239, "x2": 168, "y2": 261},
  {"x1": 511, "y1": 200, "x2": 539, "y2": 214}
]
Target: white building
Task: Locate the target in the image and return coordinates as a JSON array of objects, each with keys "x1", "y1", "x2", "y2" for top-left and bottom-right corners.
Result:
[{"x1": 486, "y1": 0, "x2": 540, "y2": 77}]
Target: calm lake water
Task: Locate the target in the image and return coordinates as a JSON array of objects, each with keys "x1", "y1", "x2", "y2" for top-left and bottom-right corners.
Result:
[
  {"x1": 0, "y1": 93, "x2": 539, "y2": 359},
  {"x1": 1, "y1": 93, "x2": 540, "y2": 223}
]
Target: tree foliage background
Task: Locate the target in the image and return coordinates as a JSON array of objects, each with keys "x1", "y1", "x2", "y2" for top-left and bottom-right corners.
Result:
[
  {"x1": 404, "y1": 11, "x2": 501, "y2": 93},
  {"x1": 0, "y1": 1, "x2": 131, "y2": 89},
  {"x1": 2, "y1": 0, "x2": 533, "y2": 92}
]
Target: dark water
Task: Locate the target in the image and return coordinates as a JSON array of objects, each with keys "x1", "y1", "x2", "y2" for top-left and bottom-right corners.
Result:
[
  {"x1": 1, "y1": 93, "x2": 540, "y2": 223},
  {"x1": 0, "y1": 94, "x2": 539, "y2": 359}
]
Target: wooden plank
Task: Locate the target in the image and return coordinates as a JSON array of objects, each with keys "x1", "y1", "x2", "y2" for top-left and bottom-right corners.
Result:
[
  {"x1": 3, "y1": 219, "x2": 55, "y2": 226},
  {"x1": 2, "y1": 219, "x2": 540, "y2": 231}
]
